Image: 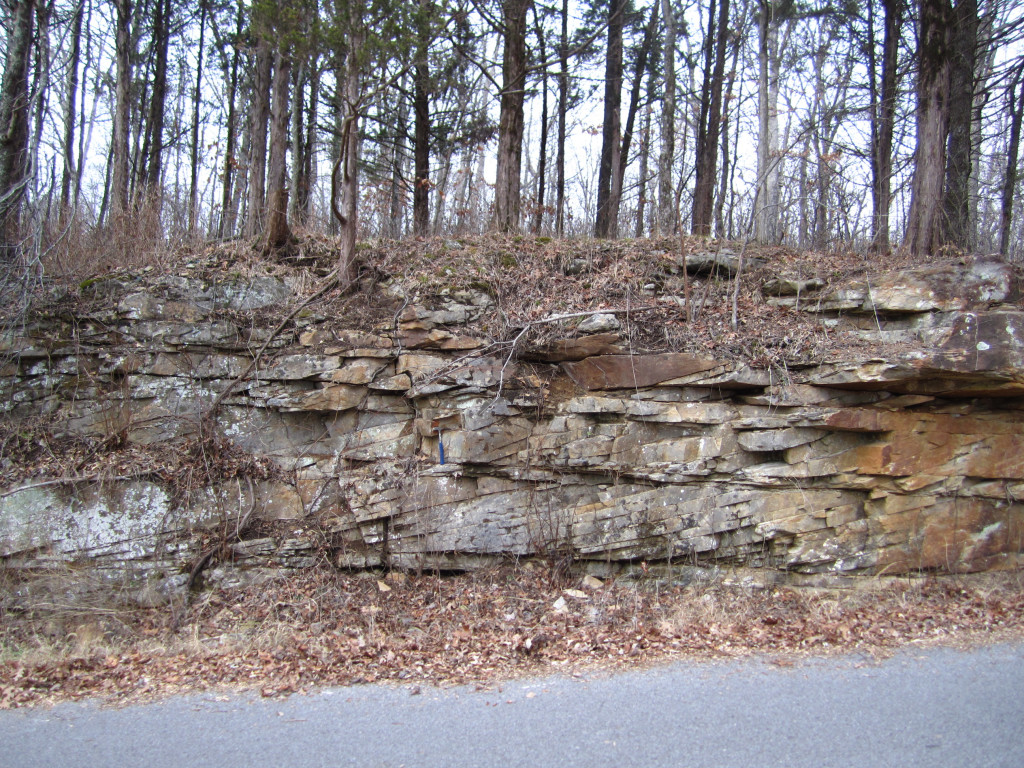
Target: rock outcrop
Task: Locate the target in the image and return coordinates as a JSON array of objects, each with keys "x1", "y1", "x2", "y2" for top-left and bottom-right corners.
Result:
[{"x1": 2, "y1": 258, "x2": 1023, "y2": 589}]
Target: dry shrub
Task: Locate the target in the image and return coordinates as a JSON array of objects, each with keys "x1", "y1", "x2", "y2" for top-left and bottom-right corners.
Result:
[{"x1": 39, "y1": 199, "x2": 197, "y2": 280}]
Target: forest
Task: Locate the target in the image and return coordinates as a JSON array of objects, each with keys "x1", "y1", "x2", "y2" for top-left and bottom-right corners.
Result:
[{"x1": 0, "y1": 0, "x2": 1023, "y2": 284}]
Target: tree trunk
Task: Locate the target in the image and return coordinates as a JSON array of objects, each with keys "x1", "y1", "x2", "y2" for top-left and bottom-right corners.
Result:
[
  {"x1": 754, "y1": 1, "x2": 781, "y2": 244},
  {"x1": 389, "y1": 93, "x2": 408, "y2": 239},
  {"x1": 999, "y1": 67, "x2": 1024, "y2": 257},
  {"x1": 611, "y1": 1, "x2": 658, "y2": 237},
  {"x1": 905, "y1": 0, "x2": 953, "y2": 258},
  {"x1": 288, "y1": 61, "x2": 305, "y2": 224},
  {"x1": 715, "y1": 25, "x2": 740, "y2": 239},
  {"x1": 301, "y1": 64, "x2": 319, "y2": 221},
  {"x1": 60, "y1": 0, "x2": 83, "y2": 214},
  {"x1": 635, "y1": 103, "x2": 651, "y2": 238},
  {"x1": 218, "y1": 2, "x2": 243, "y2": 238},
  {"x1": 493, "y1": 0, "x2": 531, "y2": 233},
  {"x1": 869, "y1": 0, "x2": 900, "y2": 254},
  {"x1": 0, "y1": 0, "x2": 35, "y2": 255},
  {"x1": 188, "y1": 0, "x2": 207, "y2": 235},
  {"x1": 413, "y1": 0, "x2": 431, "y2": 237},
  {"x1": 690, "y1": 0, "x2": 730, "y2": 236},
  {"x1": 264, "y1": 50, "x2": 292, "y2": 250},
  {"x1": 244, "y1": 36, "x2": 272, "y2": 238},
  {"x1": 335, "y1": 29, "x2": 363, "y2": 281},
  {"x1": 139, "y1": 0, "x2": 170, "y2": 203},
  {"x1": 555, "y1": 0, "x2": 568, "y2": 236},
  {"x1": 941, "y1": 0, "x2": 977, "y2": 250},
  {"x1": 111, "y1": 0, "x2": 131, "y2": 217},
  {"x1": 657, "y1": 0, "x2": 676, "y2": 235},
  {"x1": 594, "y1": 0, "x2": 624, "y2": 238},
  {"x1": 532, "y1": 11, "x2": 549, "y2": 235}
]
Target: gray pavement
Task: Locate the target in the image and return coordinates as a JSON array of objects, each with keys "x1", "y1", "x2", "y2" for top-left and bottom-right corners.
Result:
[{"x1": 1, "y1": 642, "x2": 1022, "y2": 768}]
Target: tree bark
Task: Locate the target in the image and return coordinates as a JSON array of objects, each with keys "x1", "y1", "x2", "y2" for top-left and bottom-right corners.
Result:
[
  {"x1": 0, "y1": 0, "x2": 35, "y2": 255},
  {"x1": 657, "y1": 0, "x2": 676, "y2": 235},
  {"x1": 60, "y1": 0, "x2": 83, "y2": 214},
  {"x1": 754, "y1": 1, "x2": 781, "y2": 244},
  {"x1": 218, "y1": 4, "x2": 243, "y2": 237},
  {"x1": 493, "y1": 0, "x2": 531, "y2": 233},
  {"x1": 111, "y1": 0, "x2": 131, "y2": 218},
  {"x1": 690, "y1": 0, "x2": 730, "y2": 237},
  {"x1": 245, "y1": 36, "x2": 272, "y2": 238},
  {"x1": 188, "y1": 0, "x2": 207, "y2": 234},
  {"x1": 635, "y1": 102, "x2": 651, "y2": 238},
  {"x1": 999, "y1": 67, "x2": 1024, "y2": 257},
  {"x1": 139, "y1": 0, "x2": 171, "y2": 204},
  {"x1": 595, "y1": 0, "x2": 624, "y2": 239},
  {"x1": 337, "y1": 31, "x2": 362, "y2": 280},
  {"x1": 532, "y1": 10, "x2": 549, "y2": 235},
  {"x1": 264, "y1": 49, "x2": 292, "y2": 250},
  {"x1": 941, "y1": 0, "x2": 977, "y2": 250},
  {"x1": 869, "y1": 0, "x2": 900, "y2": 254},
  {"x1": 611, "y1": 1, "x2": 658, "y2": 237},
  {"x1": 555, "y1": 0, "x2": 568, "y2": 236},
  {"x1": 413, "y1": 0, "x2": 431, "y2": 237},
  {"x1": 905, "y1": 0, "x2": 953, "y2": 258}
]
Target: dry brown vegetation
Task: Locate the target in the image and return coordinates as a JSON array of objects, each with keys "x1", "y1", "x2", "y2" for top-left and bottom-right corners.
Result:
[{"x1": 2, "y1": 563, "x2": 1023, "y2": 709}]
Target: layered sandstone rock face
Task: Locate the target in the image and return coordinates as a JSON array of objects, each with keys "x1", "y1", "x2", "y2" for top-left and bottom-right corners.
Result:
[{"x1": 2, "y1": 258, "x2": 1023, "y2": 588}]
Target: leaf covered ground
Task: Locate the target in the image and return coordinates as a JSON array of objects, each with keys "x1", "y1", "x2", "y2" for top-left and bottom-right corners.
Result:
[{"x1": 2, "y1": 564, "x2": 1023, "y2": 710}]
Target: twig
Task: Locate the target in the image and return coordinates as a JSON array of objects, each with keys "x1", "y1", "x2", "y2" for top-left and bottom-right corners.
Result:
[{"x1": 1, "y1": 473, "x2": 154, "y2": 497}]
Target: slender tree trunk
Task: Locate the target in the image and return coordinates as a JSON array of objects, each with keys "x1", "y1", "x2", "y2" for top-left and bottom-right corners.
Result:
[
  {"x1": 715, "y1": 26, "x2": 739, "y2": 239},
  {"x1": 905, "y1": 0, "x2": 953, "y2": 258},
  {"x1": 532, "y1": 12, "x2": 549, "y2": 234},
  {"x1": 389, "y1": 93, "x2": 408, "y2": 239},
  {"x1": 999, "y1": 68, "x2": 1024, "y2": 257},
  {"x1": 611, "y1": 1, "x2": 658, "y2": 236},
  {"x1": 245, "y1": 36, "x2": 272, "y2": 238},
  {"x1": 219, "y1": 4, "x2": 242, "y2": 238},
  {"x1": 657, "y1": 0, "x2": 676, "y2": 235},
  {"x1": 60, "y1": 0, "x2": 83, "y2": 214},
  {"x1": 635, "y1": 103, "x2": 651, "y2": 238},
  {"x1": 754, "y1": 1, "x2": 781, "y2": 244},
  {"x1": 265, "y1": 49, "x2": 292, "y2": 250},
  {"x1": 412, "y1": 0, "x2": 431, "y2": 237},
  {"x1": 337, "y1": 30, "x2": 362, "y2": 280},
  {"x1": 493, "y1": 0, "x2": 532, "y2": 233},
  {"x1": 869, "y1": 0, "x2": 900, "y2": 254},
  {"x1": 301, "y1": 63, "x2": 319, "y2": 221},
  {"x1": 288, "y1": 60, "x2": 306, "y2": 225},
  {"x1": 595, "y1": 0, "x2": 624, "y2": 238},
  {"x1": 139, "y1": 0, "x2": 170, "y2": 202},
  {"x1": 555, "y1": 0, "x2": 568, "y2": 236},
  {"x1": 690, "y1": 0, "x2": 730, "y2": 236},
  {"x1": 188, "y1": 0, "x2": 207, "y2": 235},
  {"x1": 941, "y1": 0, "x2": 977, "y2": 250},
  {"x1": 111, "y1": 0, "x2": 132, "y2": 217}
]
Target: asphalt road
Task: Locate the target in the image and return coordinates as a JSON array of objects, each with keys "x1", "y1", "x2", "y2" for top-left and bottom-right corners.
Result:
[{"x1": 2, "y1": 642, "x2": 1022, "y2": 768}]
